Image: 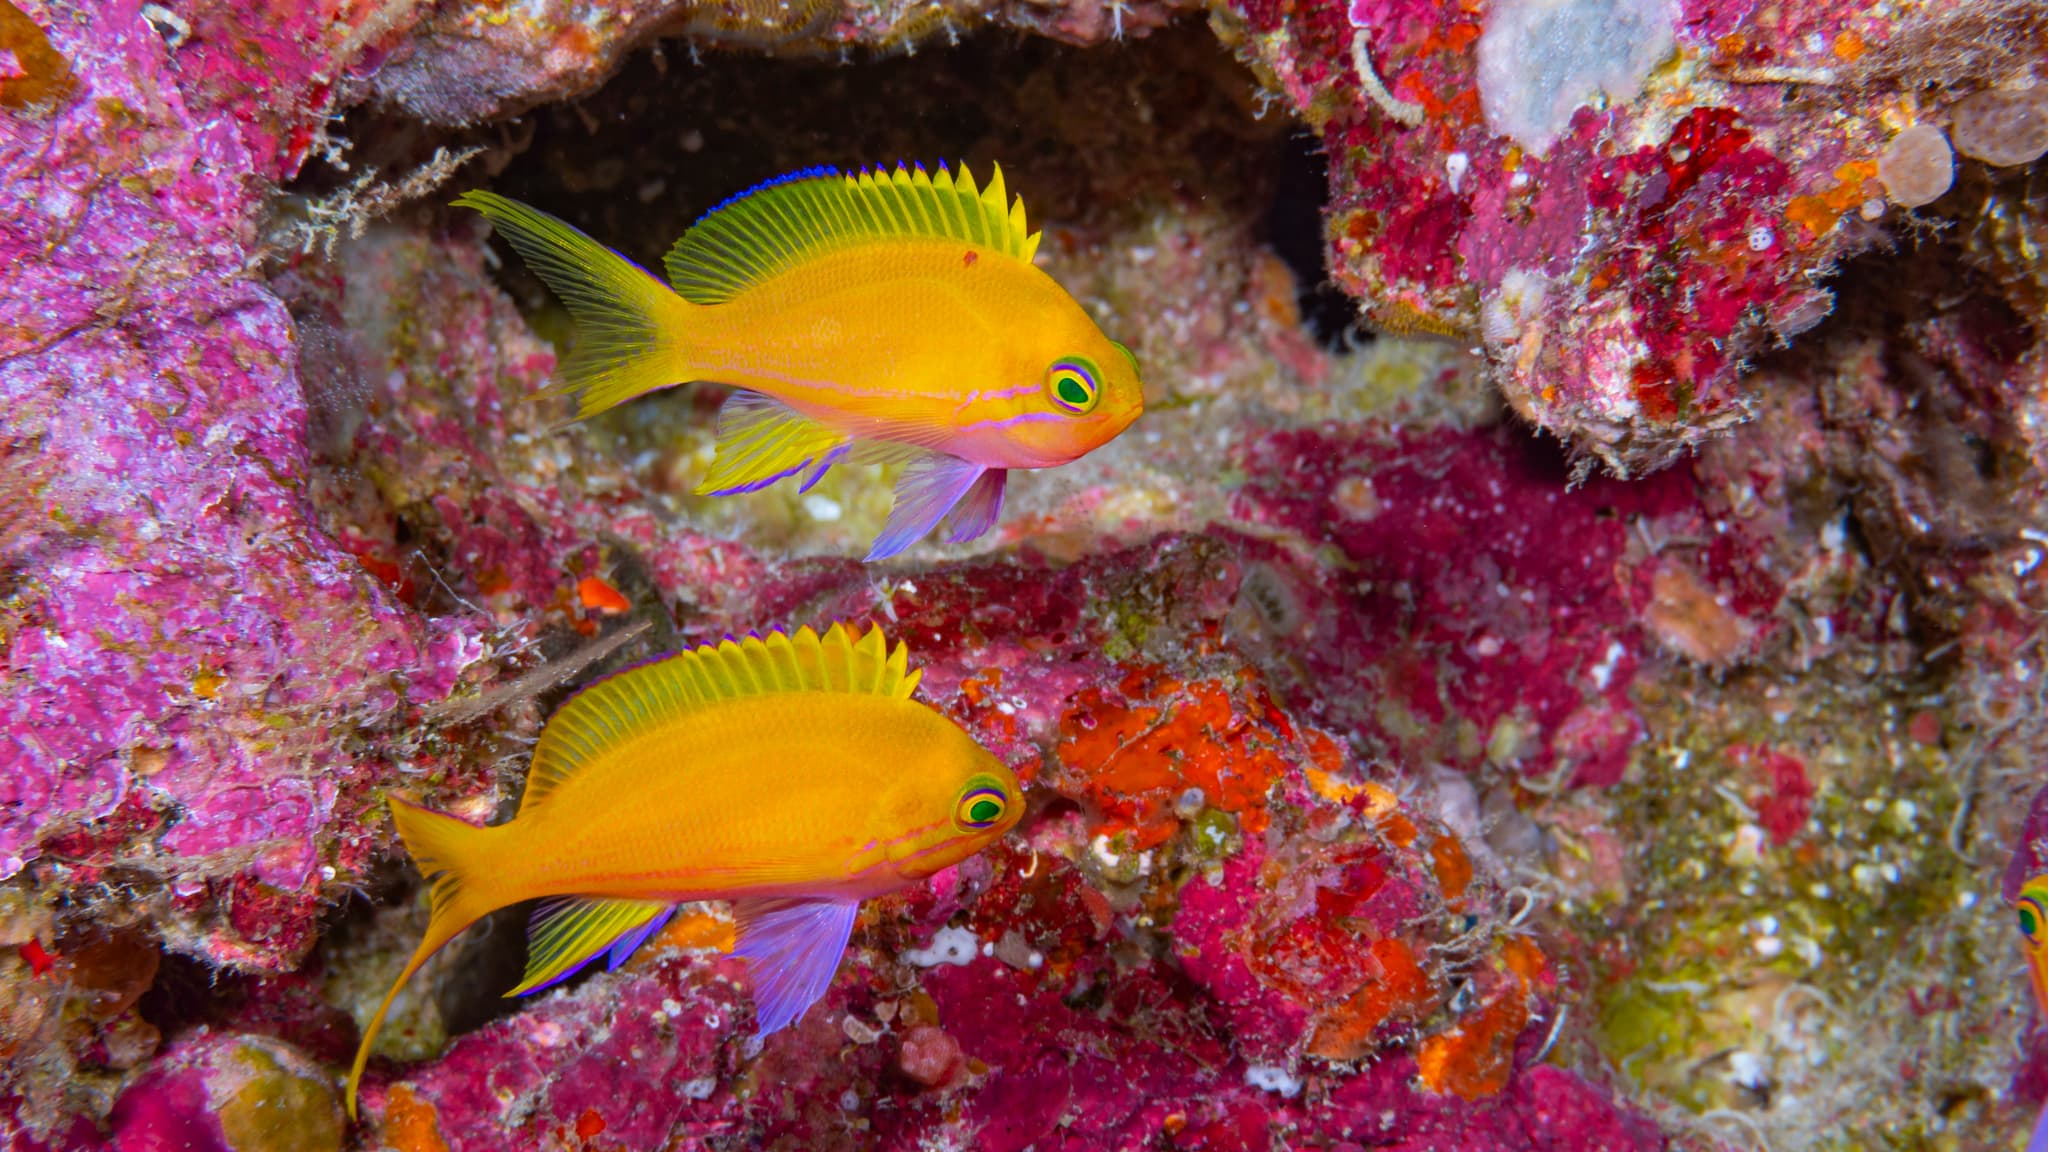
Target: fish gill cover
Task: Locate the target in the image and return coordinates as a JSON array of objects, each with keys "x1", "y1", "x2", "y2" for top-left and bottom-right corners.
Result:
[{"x1": 1, "y1": 1, "x2": 2046, "y2": 1151}]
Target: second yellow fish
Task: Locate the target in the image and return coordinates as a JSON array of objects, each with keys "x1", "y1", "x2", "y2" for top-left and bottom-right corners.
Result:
[
  {"x1": 343, "y1": 622, "x2": 1023, "y2": 1118},
  {"x1": 457, "y1": 162, "x2": 1144, "y2": 560}
]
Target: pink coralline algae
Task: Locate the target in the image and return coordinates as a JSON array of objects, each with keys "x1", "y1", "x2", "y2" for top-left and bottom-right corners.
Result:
[
  {"x1": 0, "y1": 0, "x2": 484, "y2": 970},
  {"x1": 1226, "y1": 425, "x2": 1785, "y2": 788}
]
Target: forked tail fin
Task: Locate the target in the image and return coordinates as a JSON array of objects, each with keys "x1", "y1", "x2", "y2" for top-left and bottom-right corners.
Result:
[
  {"x1": 455, "y1": 190, "x2": 697, "y2": 420},
  {"x1": 345, "y1": 797, "x2": 503, "y2": 1120}
]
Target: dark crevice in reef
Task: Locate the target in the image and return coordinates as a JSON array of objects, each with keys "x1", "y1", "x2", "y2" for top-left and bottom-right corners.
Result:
[
  {"x1": 1744, "y1": 223, "x2": 2039, "y2": 637},
  {"x1": 478, "y1": 26, "x2": 1290, "y2": 266},
  {"x1": 1266, "y1": 130, "x2": 1360, "y2": 350},
  {"x1": 286, "y1": 22, "x2": 1316, "y2": 590},
  {"x1": 313, "y1": 23, "x2": 1302, "y2": 328}
]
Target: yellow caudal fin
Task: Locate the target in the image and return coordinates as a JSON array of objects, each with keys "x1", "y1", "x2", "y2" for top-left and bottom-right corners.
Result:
[
  {"x1": 455, "y1": 191, "x2": 697, "y2": 420},
  {"x1": 345, "y1": 797, "x2": 503, "y2": 1120}
]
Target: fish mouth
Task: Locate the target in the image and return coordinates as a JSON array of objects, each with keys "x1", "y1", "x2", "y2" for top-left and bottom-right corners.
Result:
[{"x1": 1106, "y1": 396, "x2": 1144, "y2": 439}]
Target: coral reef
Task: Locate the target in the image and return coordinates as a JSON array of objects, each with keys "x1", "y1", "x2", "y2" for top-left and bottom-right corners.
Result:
[
  {"x1": 1215, "y1": 0, "x2": 2048, "y2": 472},
  {"x1": 4, "y1": 0, "x2": 2046, "y2": 1149},
  {"x1": 0, "y1": 0, "x2": 486, "y2": 982}
]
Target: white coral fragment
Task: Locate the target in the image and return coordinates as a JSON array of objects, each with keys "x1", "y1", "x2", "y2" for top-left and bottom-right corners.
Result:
[{"x1": 1475, "y1": 0, "x2": 1680, "y2": 155}]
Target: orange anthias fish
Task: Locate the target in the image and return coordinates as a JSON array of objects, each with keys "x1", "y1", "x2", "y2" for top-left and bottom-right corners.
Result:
[
  {"x1": 456, "y1": 162, "x2": 1145, "y2": 561},
  {"x1": 343, "y1": 623, "x2": 1022, "y2": 1117}
]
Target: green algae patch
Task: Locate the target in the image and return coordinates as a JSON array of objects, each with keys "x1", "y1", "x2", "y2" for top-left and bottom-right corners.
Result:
[
  {"x1": 219, "y1": 1041, "x2": 345, "y2": 1152},
  {"x1": 1570, "y1": 660, "x2": 2027, "y2": 1151},
  {"x1": 1188, "y1": 807, "x2": 1243, "y2": 863}
]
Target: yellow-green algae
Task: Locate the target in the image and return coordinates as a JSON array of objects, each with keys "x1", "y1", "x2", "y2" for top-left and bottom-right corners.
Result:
[
  {"x1": 216, "y1": 1038, "x2": 345, "y2": 1152},
  {"x1": 1573, "y1": 656, "x2": 2030, "y2": 1152}
]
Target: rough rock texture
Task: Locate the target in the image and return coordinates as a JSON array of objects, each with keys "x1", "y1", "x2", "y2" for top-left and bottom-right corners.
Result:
[
  {"x1": 0, "y1": 0, "x2": 485, "y2": 979},
  {"x1": 1214, "y1": 0, "x2": 2048, "y2": 472},
  {"x1": 4, "y1": 0, "x2": 2047, "y2": 1150}
]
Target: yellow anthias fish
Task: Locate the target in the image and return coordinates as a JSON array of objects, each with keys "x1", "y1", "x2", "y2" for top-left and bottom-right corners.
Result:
[
  {"x1": 455, "y1": 162, "x2": 1145, "y2": 561},
  {"x1": 344, "y1": 623, "x2": 1022, "y2": 1118}
]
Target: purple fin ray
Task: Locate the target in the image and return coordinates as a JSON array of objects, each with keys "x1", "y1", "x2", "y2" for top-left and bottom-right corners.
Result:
[
  {"x1": 940, "y1": 467, "x2": 1007, "y2": 544},
  {"x1": 706, "y1": 457, "x2": 811, "y2": 496},
  {"x1": 730, "y1": 897, "x2": 861, "y2": 1037},
  {"x1": 705, "y1": 165, "x2": 842, "y2": 218},
  {"x1": 866, "y1": 454, "x2": 984, "y2": 562},
  {"x1": 799, "y1": 443, "x2": 852, "y2": 493}
]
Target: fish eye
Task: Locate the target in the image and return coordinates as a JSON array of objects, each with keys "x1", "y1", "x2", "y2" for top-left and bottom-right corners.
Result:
[
  {"x1": 956, "y1": 785, "x2": 1008, "y2": 830},
  {"x1": 1045, "y1": 358, "x2": 1100, "y2": 415},
  {"x1": 2024, "y1": 898, "x2": 2047, "y2": 943}
]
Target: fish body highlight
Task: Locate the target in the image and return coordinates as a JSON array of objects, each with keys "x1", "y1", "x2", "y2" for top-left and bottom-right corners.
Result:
[
  {"x1": 456, "y1": 162, "x2": 1144, "y2": 560},
  {"x1": 344, "y1": 623, "x2": 1021, "y2": 1118}
]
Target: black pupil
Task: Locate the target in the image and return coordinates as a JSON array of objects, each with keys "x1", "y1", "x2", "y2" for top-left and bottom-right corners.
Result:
[
  {"x1": 969, "y1": 798, "x2": 1001, "y2": 823},
  {"x1": 1058, "y1": 376, "x2": 1089, "y2": 406}
]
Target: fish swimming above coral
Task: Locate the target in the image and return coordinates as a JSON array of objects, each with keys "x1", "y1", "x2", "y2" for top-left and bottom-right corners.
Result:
[
  {"x1": 343, "y1": 623, "x2": 1022, "y2": 1118},
  {"x1": 457, "y1": 162, "x2": 1145, "y2": 560}
]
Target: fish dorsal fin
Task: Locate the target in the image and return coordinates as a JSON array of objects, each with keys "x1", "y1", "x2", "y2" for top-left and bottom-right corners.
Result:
[
  {"x1": 662, "y1": 162, "x2": 1042, "y2": 304},
  {"x1": 522, "y1": 623, "x2": 921, "y2": 812}
]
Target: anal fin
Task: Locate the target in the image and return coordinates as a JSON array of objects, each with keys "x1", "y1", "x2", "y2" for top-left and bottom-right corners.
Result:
[
  {"x1": 607, "y1": 904, "x2": 679, "y2": 971},
  {"x1": 731, "y1": 897, "x2": 860, "y2": 1036},
  {"x1": 699, "y1": 391, "x2": 851, "y2": 497},
  {"x1": 509, "y1": 896, "x2": 673, "y2": 997}
]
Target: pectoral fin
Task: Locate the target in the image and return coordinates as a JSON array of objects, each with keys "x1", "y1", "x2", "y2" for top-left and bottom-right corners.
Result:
[
  {"x1": 867, "y1": 454, "x2": 984, "y2": 562},
  {"x1": 730, "y1": 897, "x2": 860, "y2": 1036},
  {"x1": 509, "y1": 896, "x2": 673, "y2": 996}
]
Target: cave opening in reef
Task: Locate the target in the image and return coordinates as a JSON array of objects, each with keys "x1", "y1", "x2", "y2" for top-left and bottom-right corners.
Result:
[
  {"x1": 279, "y1": 19, "x2": 1363, "y2": 1041},
  {"x1": 308, "y1": 19, "x2": 1346, "y2": 402}
]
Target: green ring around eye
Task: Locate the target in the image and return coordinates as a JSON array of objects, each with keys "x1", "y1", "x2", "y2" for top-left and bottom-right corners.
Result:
[
  {"x1": 2023, "y1": 907, "x2": 2040, "y2": 939},
  {"x1": 957, "y1": 786, "x2": 1008, "y2": 829},
  {"x1": 1047, "y1": 358, "x2": 1100, "y2": 415}
]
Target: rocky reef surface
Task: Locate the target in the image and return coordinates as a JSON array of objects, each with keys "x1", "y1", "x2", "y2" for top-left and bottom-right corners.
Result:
[{"x1": 2, "y1": 0, "x2": 2045, "y2": 1150}]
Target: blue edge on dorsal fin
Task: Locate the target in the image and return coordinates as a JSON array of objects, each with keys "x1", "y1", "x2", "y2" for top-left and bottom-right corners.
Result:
[
  {"x1": 703, "y1": 161, "x2": 985, "y2": 220},
  {"x1": 705, "y1": 165, "x2": 842, "y2": 217}
]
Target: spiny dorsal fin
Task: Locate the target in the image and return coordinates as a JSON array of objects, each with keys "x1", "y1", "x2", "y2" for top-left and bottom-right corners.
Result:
[
  {"x1": 522, "y1": 623, "x2": 920, "y2": 812},
  {"x1": 663, "y1": 162, "x2": 1042, "y2": 304}
]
